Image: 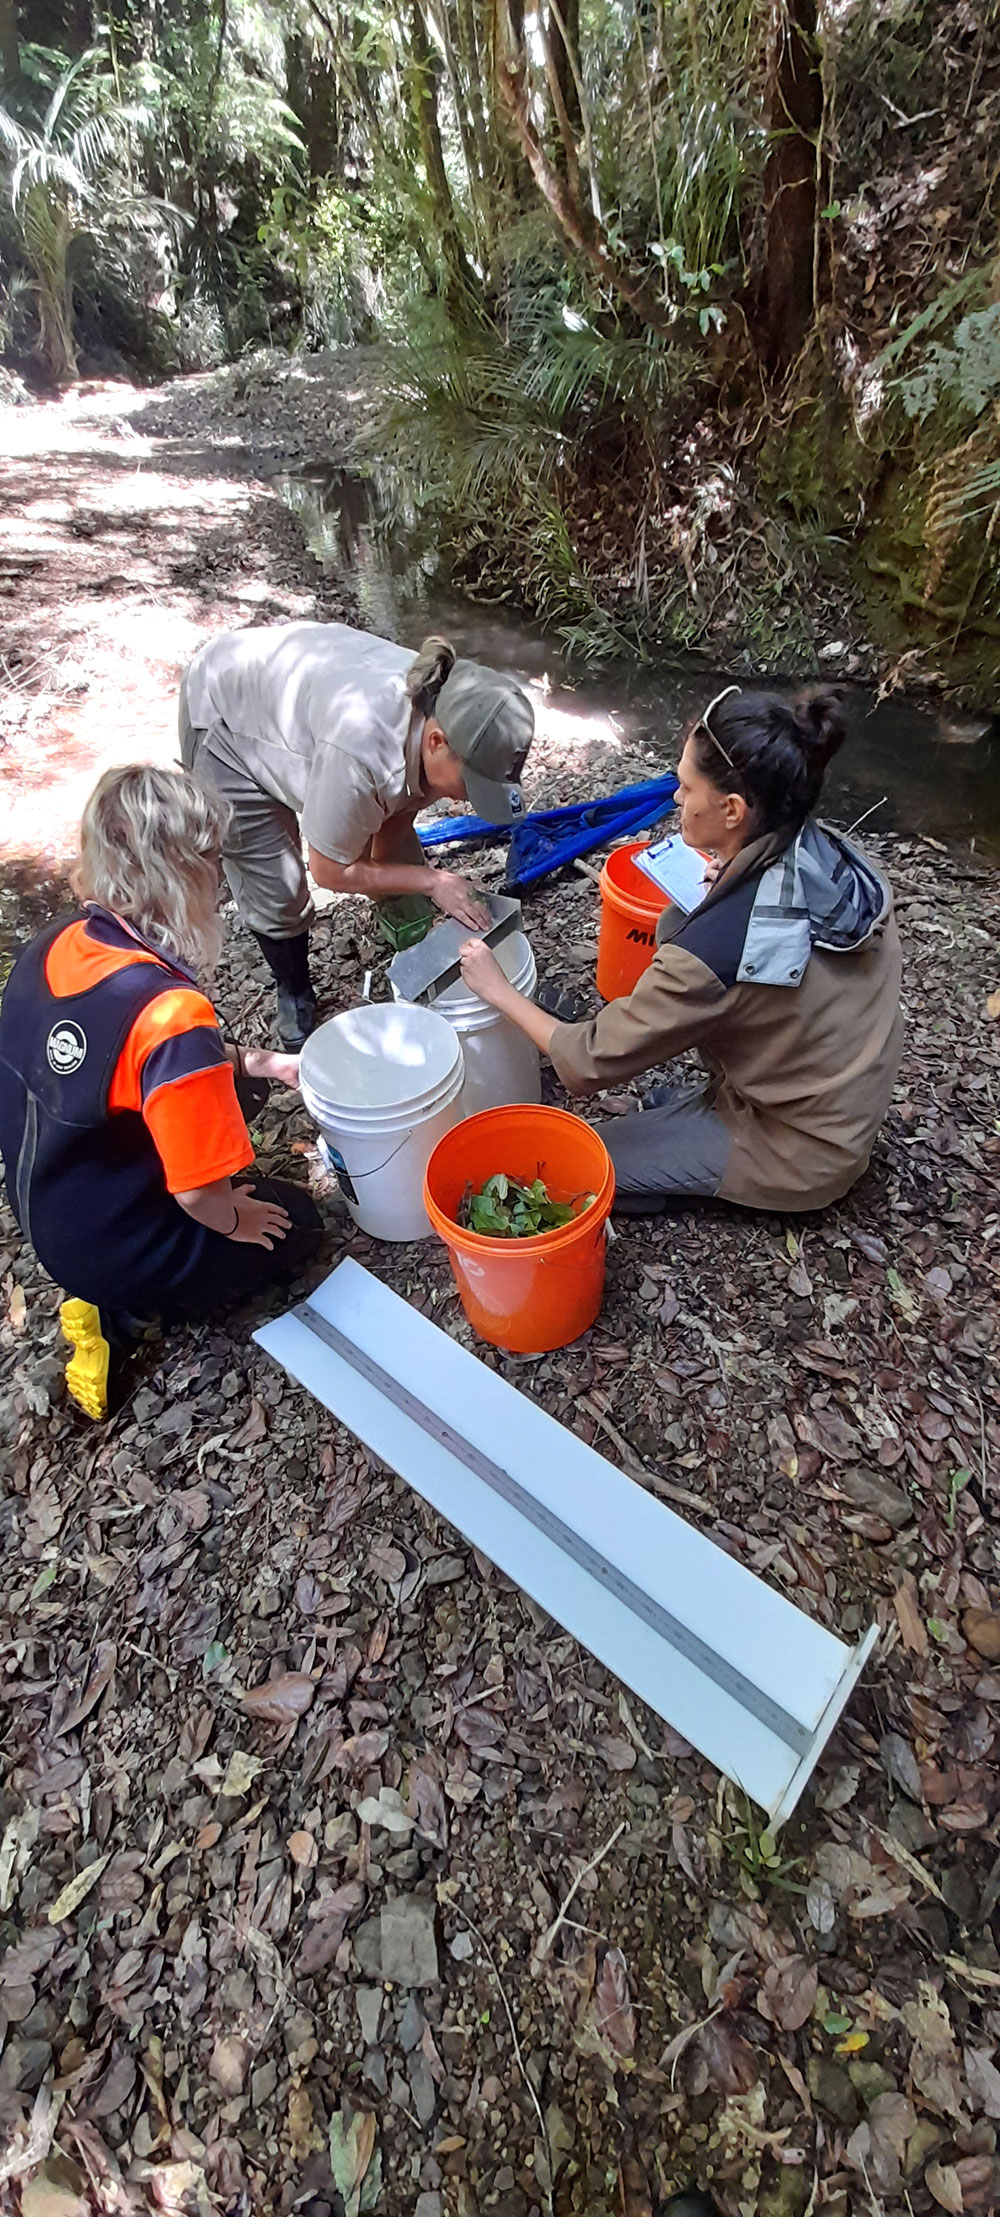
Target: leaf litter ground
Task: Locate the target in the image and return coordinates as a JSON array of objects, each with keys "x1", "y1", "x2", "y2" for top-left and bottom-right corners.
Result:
[{"x1": 1, "y1": 380, "x2": 1000, "y2": 2217}]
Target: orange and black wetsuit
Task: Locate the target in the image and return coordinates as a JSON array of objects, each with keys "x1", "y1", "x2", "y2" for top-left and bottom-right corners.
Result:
[{"x1": 0, "y1": 907, "x2": 321, "y2": 1318}]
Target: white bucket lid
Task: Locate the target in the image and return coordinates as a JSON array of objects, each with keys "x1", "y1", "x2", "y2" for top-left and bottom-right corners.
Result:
[
  {"x1": 414, "y1": 930, "x2": 536, "y2": 1025},
  {"x1": 300, "y1": 1001, "x2": 463, "y2": 1117},
  {"x1": 304, "y1": 1051, "x2": 465, "y2": 1133}
]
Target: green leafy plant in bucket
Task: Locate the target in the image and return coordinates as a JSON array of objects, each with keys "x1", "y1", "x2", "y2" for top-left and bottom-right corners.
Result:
[{"x1": 460, "y1": 1172, "x2": 595, "y2": 1238}]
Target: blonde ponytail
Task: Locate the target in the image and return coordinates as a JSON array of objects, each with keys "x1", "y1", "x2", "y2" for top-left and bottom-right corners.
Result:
[{"x1": 406, "y1": 634, "x2": 457, "y2": 713}]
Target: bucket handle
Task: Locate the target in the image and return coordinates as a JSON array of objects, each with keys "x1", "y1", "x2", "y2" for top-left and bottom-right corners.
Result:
[{"x1": 319, "y1": 1133, "x2": 413, "y2": 1200}]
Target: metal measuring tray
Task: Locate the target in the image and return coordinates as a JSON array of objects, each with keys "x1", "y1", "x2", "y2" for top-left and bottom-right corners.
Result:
[{"x1": 386, "y1": 892, "x2": 523, "y2": 1007}]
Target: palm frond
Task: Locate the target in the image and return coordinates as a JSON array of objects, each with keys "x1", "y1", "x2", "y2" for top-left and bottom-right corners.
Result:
[
  {"x1": 934, "y1": 455, "x2": 1000, "y2": 523},
  {"x1": 68, "y1": 113, "x2": 117, "y2": 178},
  {"x1": 42, "y1": 46, "x2": 105, "y2": 144},
  {"x1": 0, "y1": 107, "x2": 29, "y2": 159},
  {"x1": 11, "y1": 146, "x2": 91, "y2": 205}
]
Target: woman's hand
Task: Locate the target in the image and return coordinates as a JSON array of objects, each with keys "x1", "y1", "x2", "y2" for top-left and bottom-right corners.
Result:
[
  {"x1": 177, "y1": 1173, "x2": 290, "y2": 1246},
  {"x1": 242, "y1": 1045, "x2": 300, "y2": 1088},
  {"x1": 431, "y1": 871, "x2": 490, "y2": 929},
  {"x1": 229, "y1": 1189, "x2": 291, "y2": 1248},
  {"x1": 459, "y1": 939, "x2": 510, "y2": 1007}
]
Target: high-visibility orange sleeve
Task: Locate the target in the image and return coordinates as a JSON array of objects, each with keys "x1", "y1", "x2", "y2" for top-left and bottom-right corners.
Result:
[{"x1": 46, "y1": 923, "x2": 253, "y2": 1193}]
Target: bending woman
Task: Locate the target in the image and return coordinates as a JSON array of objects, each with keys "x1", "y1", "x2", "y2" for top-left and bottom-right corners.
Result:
[
  {"x1": 180, "y1": 621, "x2": 535, "y2": 1047},
  {"x1": 0, "y1": 766, "x2": 322, "y2": 1418},
  {"x1": 459, "y1": 687, "x2": 904, "y2": 1214}
]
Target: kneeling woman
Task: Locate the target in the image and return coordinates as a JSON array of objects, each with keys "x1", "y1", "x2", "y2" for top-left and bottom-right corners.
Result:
[
  {"x1": 460, "y1": 688, "x2": 904, "y2": 1214},
  {"x1": 0, "y1": 766, "x2": 323, "y2": 1417}
]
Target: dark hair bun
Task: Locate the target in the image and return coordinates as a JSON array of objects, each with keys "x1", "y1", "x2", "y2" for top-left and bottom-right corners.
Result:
[
  {"x1": 692, "y1": 683, "x2": 848, "y2": 837},
  {"x1": 790, "y1": 686, "x2": 847, "y2": 771}
]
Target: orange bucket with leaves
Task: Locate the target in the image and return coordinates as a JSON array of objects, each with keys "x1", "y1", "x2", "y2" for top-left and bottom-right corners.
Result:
[
  {"x1": 423, "y1": 1104, "x2": 615, "y2": 1353},
  {"x1": 596, "y1": 841, "x2": 670, "y2": 999}
]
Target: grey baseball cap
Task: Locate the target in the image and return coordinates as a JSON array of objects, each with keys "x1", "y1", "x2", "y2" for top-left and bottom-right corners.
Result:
[{"x1": 434, "y1": 658, "x2": 534, "y2": 825}]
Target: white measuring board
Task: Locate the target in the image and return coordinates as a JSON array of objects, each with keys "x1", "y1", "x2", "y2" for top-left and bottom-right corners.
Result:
[{"x1": 254, "y1": 1260, "x2": 877, "y2": 1826}]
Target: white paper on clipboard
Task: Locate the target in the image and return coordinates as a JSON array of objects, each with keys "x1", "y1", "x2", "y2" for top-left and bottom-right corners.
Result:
[{"x1": 634, "y1": 834, "x2": 710, "y2": 911}]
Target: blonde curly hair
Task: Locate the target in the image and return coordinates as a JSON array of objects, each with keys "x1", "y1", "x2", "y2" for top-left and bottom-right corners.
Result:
[{"x1": 73, "y1": 764, "x2": 230, "y2": 976}]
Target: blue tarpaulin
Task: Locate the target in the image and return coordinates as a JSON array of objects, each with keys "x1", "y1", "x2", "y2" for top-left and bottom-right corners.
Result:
[{"x1": 418, "y1": 773, "x2": 679, "y2": 890}]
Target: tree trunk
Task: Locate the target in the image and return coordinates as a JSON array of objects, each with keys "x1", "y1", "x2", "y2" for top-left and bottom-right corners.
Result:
[
  {"x1": 425, "y1": 0, "x2": 490, "y2": 270},
  {"x1": 408, "y1": 0, "x2": 482, "y2": 310},
  {"x1": 28, "y1": 191, "x2": 78, "y2": 384},
  {"x1": 457, "y1": 0, "x2": 495, "y2": 200},
  {"x1": 546, "y1": 0, "x2": 581, "y2": 167},
  {"x1": 495, "y1": 27, "x2": 673, "y2": 335},
  {"x1": 300, "y1": 50, "x2": 341, "y2": 177},
  {"x1": 0, "y1": 0, "x2": 18, "y2": 92},
  {"x1": 756, "y1": 0, "x2": 823, "y2": 377}
]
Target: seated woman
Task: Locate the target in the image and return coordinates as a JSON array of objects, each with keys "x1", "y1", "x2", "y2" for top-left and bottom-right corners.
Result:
[
  {"x1": 459, "y1": 686, "x2": 904, "y2": 1214},
  {"x1": 179, "y1": 622, "x2": 535, "y2": 1047},
  {"x1": 0, "y1": 765, "x2": 323, "y2": 1419}
]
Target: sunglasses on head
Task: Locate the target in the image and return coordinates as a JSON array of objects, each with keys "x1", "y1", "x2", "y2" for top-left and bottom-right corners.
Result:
[{"x1": 692, "y1": 684, "x2": 741, "y2": 771}]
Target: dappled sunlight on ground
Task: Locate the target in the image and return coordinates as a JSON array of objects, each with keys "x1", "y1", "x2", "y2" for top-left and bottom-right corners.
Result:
[{"x1": 0, "y1": 387, "x2": 338, "y2": 866}]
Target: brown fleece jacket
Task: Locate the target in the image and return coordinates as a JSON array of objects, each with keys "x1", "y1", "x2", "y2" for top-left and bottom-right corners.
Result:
[{"x1": 548, "y1": 826, "x2": 904, "y2": 1211}]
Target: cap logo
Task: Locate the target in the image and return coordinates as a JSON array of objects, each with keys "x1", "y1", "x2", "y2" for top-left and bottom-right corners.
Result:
[{"x1": 46, "y1": 1021, "x2": 87, "y2": 1075}]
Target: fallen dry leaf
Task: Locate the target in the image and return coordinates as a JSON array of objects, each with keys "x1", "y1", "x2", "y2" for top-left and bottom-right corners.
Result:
[
  {"x1": 903, "y1": 1986, "x2": 969, "y2": 2120},
  {"x1": 328, "y1": 2108, "x2": 378, "y2": 2217},
  {"x1": 595, "y1": 1735, "x2": 637, "y2": 1772},
  {"x1": 230, "y1": 1397, "x2": 268, "y2": 1447},
  {"x1": 332, "y1": 1729, "x2": 390, "y2": 1774},
  {"x1": 964, "y1": 2046, "x2": 1000, "y2": 2119},
  {"x1": 356, "y1": 1787, "x2": 413, "y2": 1835},
  {"x1": 926, "y1": 2160, "x2": 964, "y2": 2214},
  {"x1": 47, "y1": 1855, "x2": 110, "y2": 1924},
  {"x1": 60, "y1": 1641, "x2": 118, "y2": 1734},
  {"x1": 757, "y1": 1955, "x2": 818, "y2": 2032},
  {"x1": 241, "y1": 1671, "x2": 316, "y2": 1723},
  {"x1": 365, "y1": 1537, "x2": 406, "y2": 1585},
  {"x1": 209, "y1": 2032, "x2": 248, "y2": 2097},
  {"x1": 286, "y1": 2080, "x2": 324, "y2": 2160},
  {"x1": 591, "y1": 1947, "x2": 636, "y2": 2061},
  {"x1": 407, "y1": 1758, "x2": 449, "y2": 1849},
  {"x1": 221, "y1": 1748, "x2": 263, "y2": 1798},
  {"x1": 299, "y1": 1880, "x2": 365, "y2": 1975},
  {"x1": 894, "y1": 1578, "x2": 929, "y2": 1655},
  {"x1": 962, "y1": 1608, "x2": 1000, "y2": 1661},
  {"x1": 847, "y1": 2091, "x2": 916, "y2": 2194},
  {"x1": 689, "y1": 2018, "x2": 759, "y2": 2096}
]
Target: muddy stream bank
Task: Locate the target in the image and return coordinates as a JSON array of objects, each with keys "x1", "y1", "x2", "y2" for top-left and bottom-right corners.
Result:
[{"x1": 275, "y1": 463, "x2": 1000, "y2": 859}]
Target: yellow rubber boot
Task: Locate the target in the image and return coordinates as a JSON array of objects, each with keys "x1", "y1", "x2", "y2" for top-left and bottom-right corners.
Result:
[{"x1": 60, "y1": 1299, "x2": 112, "y2": 1421}]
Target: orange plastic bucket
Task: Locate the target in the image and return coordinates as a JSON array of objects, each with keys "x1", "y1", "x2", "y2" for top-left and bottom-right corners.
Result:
[
  {"x1": 423, "y1": 1104, "x2": 615, "y2": 1354},
  {"x1": 596, "y1": 841, "x2": 670, "y2": 999}
]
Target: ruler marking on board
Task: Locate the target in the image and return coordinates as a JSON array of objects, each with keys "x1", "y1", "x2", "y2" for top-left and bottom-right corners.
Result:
[{"x1": 295, "y1": 1300, "x2": 810, "y2": 1755}]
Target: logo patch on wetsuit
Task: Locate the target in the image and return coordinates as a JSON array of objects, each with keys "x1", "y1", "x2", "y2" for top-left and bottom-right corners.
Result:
[{"x1": 46, "y1": 1020, "x2": 88, "y2": 1074}]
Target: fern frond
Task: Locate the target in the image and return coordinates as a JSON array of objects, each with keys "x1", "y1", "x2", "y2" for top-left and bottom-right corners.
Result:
[{"x1": 922, "y1": 410, "x2": 1000, "y2": 596}]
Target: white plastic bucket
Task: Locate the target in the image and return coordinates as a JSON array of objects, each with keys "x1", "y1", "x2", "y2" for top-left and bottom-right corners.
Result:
[
  {"x1": 392, "y1": 930, "x2": 541, "y2": 1116},
  {"x1": 300, "y1": 1002, "x2": 465, "y2": 1241}
]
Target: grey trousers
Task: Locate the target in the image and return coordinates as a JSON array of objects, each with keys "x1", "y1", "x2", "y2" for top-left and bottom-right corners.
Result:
[
  {"x1": 598, "y1": 1082, "x2": 732, "y2": 1213},
  {"x1": 180, "y1": 689, "x2": 315, "y2": 939}
]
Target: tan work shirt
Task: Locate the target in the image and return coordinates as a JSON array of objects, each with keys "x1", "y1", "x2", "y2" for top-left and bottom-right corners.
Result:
[{"x1": 182, "y1": 621, "x2": 425, "y2": 861}]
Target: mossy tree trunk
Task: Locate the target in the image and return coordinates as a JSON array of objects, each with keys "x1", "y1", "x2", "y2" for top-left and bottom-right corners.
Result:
[
  {"x1": 0, "y1": 0, "x2": 19, "y2": 91},
  {"x1": 409, "y1": 0, "x2": 483, "y2": 313},
  {"x1": 755, "y1": 0, "x2": 824, "y2": 377}
]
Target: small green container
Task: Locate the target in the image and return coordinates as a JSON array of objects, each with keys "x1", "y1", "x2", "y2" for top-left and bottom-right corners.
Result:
[{"x1": 375, "y1": 895, "x2": 436, "y2": 953}]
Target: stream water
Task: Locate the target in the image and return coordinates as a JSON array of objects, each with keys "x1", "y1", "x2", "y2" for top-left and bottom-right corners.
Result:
[{"x1": 276, "y1": 466, "x2": 1000, "y2": 858}]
